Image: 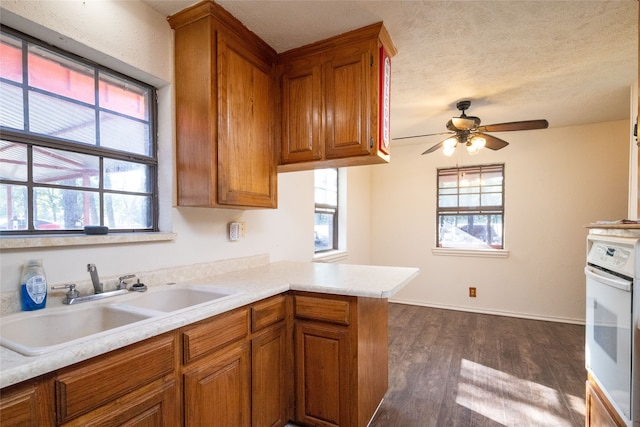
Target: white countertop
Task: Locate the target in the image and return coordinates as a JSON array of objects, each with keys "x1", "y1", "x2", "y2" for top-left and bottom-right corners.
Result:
[{"x1": 0, "y1": 261, "x2": 419, "y2": 388}]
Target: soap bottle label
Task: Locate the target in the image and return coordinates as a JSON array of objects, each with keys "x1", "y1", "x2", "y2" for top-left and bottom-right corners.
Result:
[
  {"x1": 20, "y1": 259, "x2": 48, "y2": 311},
  {"x1": 25, "y1": 275, "x2": 47, "y2": 304}
]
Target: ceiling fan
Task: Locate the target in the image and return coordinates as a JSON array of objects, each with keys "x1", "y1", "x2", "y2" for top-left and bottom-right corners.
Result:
[{"x1": 393, "y1": 100, "x2": 549, "y2": 156}]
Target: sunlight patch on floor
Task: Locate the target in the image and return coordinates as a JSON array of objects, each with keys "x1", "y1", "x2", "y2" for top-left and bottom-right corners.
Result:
[{"x1": 456, "y1": 359, "x2": 584, "y2": 426}]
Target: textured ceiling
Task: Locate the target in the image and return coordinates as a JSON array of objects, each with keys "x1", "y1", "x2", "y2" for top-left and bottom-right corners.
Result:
[{"x1": 144, "y1": 0, "x2": 638, "y2": 147}]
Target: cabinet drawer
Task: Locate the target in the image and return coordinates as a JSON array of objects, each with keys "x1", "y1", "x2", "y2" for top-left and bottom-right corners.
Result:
[
  {"x1": 60, "y1": 378, "x2": 178, "y2": 427},
  {"x1": 55, "y1": 334, "x2": 175, "y2": 423},
  {"x1": 294, "y1": 294, "x2": 351, "y2": 325},
  {"x1": 251, "y1": 294, "x2": 286, "y2": 332},
  {"x1": 183, "y1": 308, "x2": 248, "y2": 364}
]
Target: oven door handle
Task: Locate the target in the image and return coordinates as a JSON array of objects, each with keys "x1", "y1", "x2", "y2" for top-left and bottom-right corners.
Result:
[{"x1": 584, "y1": 266, "x2": 632, "y2": 292}]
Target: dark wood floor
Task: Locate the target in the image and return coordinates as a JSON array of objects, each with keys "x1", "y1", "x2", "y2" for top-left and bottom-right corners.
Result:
[{"x1": 369, "y1": 303, "x2": 586, "y2": 427}]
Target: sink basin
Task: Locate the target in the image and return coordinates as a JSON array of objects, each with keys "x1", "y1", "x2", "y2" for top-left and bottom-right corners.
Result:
[
  {"x1": 0, "y1": 284, "x2": 241, "y2": 356},
  {"x1": 0, "y1": 305, "x2": 154, "y2": 356},
  {"x1": 118, "y1": 285, "x2": 239, "y2": 313}
]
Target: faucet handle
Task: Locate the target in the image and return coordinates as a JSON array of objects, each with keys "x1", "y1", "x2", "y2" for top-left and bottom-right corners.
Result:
[
  {"x1": 51, "y1": 284, "x2": 79, "y2": 299},
  {"x1": 117, "y1": 274, "x2": 136, "y2": 290}
]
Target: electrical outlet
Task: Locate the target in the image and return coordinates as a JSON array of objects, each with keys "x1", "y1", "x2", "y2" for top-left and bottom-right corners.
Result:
[{"x1": 469, "y1": 287, "x2": 477, "y2": 298}]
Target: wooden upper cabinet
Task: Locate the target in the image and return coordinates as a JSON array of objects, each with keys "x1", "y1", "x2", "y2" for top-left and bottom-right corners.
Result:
[
  {"x1": 168, "y1": 2, "x2": 397, "y2": 202},
  {"x1": 280, "y1": 55, "x2": 323, "y2": 164},
  {"x1": 217, "y1": 29, "x2": 276, "y2": 207},
  {"x1": 278, "y1": 23, "x2": 397, "y2": 172},
  {"x1": 324, "y1": 40, "x2": 375, "y2": 160},
  {"x1": 169, "y1": 1, "x2": 277, "y2": 208}
]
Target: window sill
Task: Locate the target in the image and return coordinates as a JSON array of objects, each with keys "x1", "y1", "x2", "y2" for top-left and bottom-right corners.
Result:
[
  {"x1": 432, "y1": 247, "x2": 510, "y2": 258},
  {"x1": 0, "y1": 232, "x2": 177, "y2": 250},
  {"x1": 313, "y1": 250, "x2": 349, "y2": 263}
]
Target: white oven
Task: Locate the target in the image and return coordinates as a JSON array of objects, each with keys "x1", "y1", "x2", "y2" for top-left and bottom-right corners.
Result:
[{"x1": 585, "y1": 235, "x2": 640, "y2": 426}]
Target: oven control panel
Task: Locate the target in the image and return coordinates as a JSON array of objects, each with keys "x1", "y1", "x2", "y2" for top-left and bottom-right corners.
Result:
[{"x1": 587, "y1": 236, "x2": 637, "y2": 278}]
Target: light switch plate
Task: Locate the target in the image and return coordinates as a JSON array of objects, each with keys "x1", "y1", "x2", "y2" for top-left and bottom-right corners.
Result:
[{"x1": 229, "y1": 222, "x2": 241, "y2": 241}]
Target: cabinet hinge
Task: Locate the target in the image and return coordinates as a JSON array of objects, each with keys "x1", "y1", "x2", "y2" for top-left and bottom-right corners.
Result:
[
  {"x1": 370, "y1": 137, "x2": 374, "y2": 148},
  {"x1": 370, "y1": 55, "x2": 374, "y2": 67}
]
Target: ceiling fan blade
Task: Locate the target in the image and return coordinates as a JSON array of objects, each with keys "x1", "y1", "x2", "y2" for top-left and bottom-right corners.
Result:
[
  {"x1": 477, "y1": 119, "x2": 549, "y2": 133},
  {"x1": 421, "y1": 139, "x2": 445, "y2": 155},
  {"x1": 393, "y1": 131, "x2": 453, "y2": 141},
  {"x1": 480, "y1": 133, "x2": 509, "y2": 150}
]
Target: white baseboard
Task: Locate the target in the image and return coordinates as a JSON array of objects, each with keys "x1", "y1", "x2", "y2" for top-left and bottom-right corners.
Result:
[{"x1": 388, "y1": 298, "x2": 585, "y2": 325}]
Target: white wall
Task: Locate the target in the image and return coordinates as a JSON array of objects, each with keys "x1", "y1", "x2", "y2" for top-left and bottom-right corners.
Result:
[
  {"x1": 629, "y1": 81, "x2": 638, "y2": 219},
  {"x1": 370, "y1": 121, "x2": 629, "y2": 323},
  {"x1": 343, "y1": 165, "x2": 376, "y2": 265},
  {"x1": 0, "y1": 1, "x2": 373, "y2": 296}
]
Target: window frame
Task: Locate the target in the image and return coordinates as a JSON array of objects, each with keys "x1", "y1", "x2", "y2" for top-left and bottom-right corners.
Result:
[
  {"x1": 314, "y1": 168, "x2": 339, "y2": 253},
  {"x1": 0, "y1": 26, "x2": 158, "y2": 235},
  {"x1": 436, "y1": 163, "x2": 505, "y2": 250}
]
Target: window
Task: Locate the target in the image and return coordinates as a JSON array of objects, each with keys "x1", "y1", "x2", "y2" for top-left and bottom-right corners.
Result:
[
  {"x1": 314, "y1": 168, "x2": 338, "y2": 252},
  {"x1": 0, "y1": 28, "x2": 157, "y2": 234},
  {"x1": 437, "y1": 164, "x2": 504, "y2": 249}
]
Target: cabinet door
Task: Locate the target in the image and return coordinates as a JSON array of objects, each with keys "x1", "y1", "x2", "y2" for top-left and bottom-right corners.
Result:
[
  {"x1": 585, "y1": 380, "x2": 626, "y2": 427},
  {"x1": 0, "y1": 377, "x2": 54, "y2": 426},
  {"x1": 217, "y1": 29, "x2": 276, "y2": 208},
  {"x1": 295, "y1": 321, "x2": 350, "y2": 427},
  {"x1": 323, "y1": 42, "x2": 374, "y2": 160},
  {"x1": 279, "y1": 55, "x2": 323, "y2": 164},
  {"x1": 252, "y1": 323, "x2": 288, "y2": 427},
  {"x1": 184, "y1": 342, "x2": 251, "y2": 427},
  {"x1": 172, "y1": 14, "x2": 217, "y2": 208}
]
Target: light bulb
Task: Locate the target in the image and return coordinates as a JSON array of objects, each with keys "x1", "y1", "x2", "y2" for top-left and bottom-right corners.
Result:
[
  {"x1": 472, "y1": 136, "x2": 486, "y2": 149},
  {"x1": 443, "y1": 145, "x2": 456, "y2": 156},
  {"x1": 443, "y1": 137, "x2": 457, "y2": 149},
  {"x1": 466, "y1": 144, "x2": 479, "y2": 155}
]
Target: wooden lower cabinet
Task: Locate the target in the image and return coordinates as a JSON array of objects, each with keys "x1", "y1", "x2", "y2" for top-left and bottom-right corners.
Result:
[
  {"x1": 60, "y1": 378, "x2": 178, "y2": 427},
  {"x1": 295, "y1": 321, "x2": 350, "y2": 427},
  {"x1": 586, "y1": 376, "x2": 626, "y2": 427},
  {"x1": 181, "y1": 306, "x2": 251, "y2": 426},
  {"x1": 0, "y1": 292, "x2": 387, "y2": 427},
  {"x1": 251, "y1": 294, "x2": 291, "y2": 427},
  {"x1": 252, "y1": 323, "x2": 288, "y2": 427},
  {"x1": 293, "y1": 292, "x2": 389, "y2": 427},
  {"x1": 183, "y1": 342, "x2": 251, "y2": 427},
  {"x1": 55, "y1": 334, "x2": 177, "y2": 425},
  {"x1": 0, "y1": 375, "x2": 55, "y2": 426}
]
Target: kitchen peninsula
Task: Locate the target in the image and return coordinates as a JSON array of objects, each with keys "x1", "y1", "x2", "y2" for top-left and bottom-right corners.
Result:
[{"x1": 0, "y1": 258, "x2": 419, "y2": 427}]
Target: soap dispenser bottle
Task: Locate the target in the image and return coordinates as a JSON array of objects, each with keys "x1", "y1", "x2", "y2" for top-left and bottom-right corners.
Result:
[{"x1": 20, "y1": 259, "x2": 47, "y2": 311}]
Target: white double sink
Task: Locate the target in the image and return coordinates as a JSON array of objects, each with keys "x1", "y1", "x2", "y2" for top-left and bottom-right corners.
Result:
[{"x1": 0, "y1": 285, "x2": 241, "y2": 356}]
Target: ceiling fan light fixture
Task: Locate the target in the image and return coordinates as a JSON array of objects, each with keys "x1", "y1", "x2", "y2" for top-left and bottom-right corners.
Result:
[
  {"x1": 404, "y1": 100, "x2": 548, "y2": 156},
  {"x1": 442, "y1": 137, "x2": 457, "y2": 156},
  {"x1": 443, "y1": 146, "x2": 456, "y2": 156},
  {"x1": 466, "y1": 135, "x2": 486, "y2": 155},
  {"x1": 451, "y1": 116, "x2": 479, "y2": 130},
  {"x1": 471, "y1": 135, "x2": 486, "y2": 149},
  {"x1": 443, "y1": 137, "x2": 457, "y2": 149}
]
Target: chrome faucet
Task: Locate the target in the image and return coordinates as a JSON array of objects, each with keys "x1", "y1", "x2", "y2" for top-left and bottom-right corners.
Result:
[
  {"x1": 51, "y1": 264, "x2": 130, "y2": 305},
  {"x1": 117, "y1": 274, "x2": 136, "y2": 290},
  {"x1": 87, "y1": 263, "x2": 103, "y2": 293}
]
